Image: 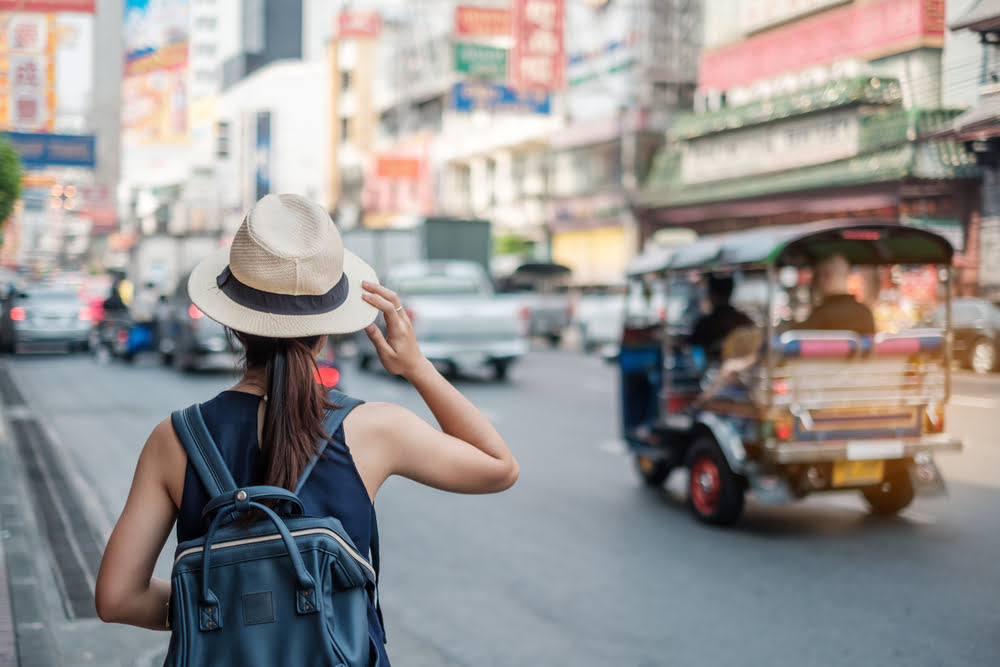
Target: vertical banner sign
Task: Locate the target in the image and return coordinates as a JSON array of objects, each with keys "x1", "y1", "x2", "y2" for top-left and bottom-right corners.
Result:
[
  {"x1": 122, "y1": 0, "x2": 189, "y2": 148},
  {"x1": 510, "y1": 0, "x2": 564, "y2": 91},
  {"x1": 255, "y1": 111, "x2": 271, "y2": 201},
  {"x1": 0, "y1": 13, "x2": 56, "y2": 132}
]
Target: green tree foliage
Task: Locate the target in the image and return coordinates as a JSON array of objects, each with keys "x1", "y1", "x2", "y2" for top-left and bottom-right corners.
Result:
[
  {"x1": 494, "y1": 232, "x2": 534, "y2": 257},
  {"x1": 0, "y1": 138, "x2": 22, "y2": 229}
]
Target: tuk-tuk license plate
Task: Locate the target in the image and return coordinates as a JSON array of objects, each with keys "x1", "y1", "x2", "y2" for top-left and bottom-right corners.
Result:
[{"x1": 832, "y1": 460, "x2": 885, "y2": 487}]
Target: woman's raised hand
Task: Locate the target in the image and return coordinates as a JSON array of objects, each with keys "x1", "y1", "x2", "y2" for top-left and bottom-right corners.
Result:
[{"x1": 361, "y1": 281, "x2": 430, "y2": 379}]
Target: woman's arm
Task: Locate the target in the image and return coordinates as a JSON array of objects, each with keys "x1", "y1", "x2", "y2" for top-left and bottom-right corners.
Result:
[
  {"x1": 95, "y1": 418, "x2": 183, "y2": 629},
  {"x1": 358, "y1": 281, "x2": 519, "y2": 494}
]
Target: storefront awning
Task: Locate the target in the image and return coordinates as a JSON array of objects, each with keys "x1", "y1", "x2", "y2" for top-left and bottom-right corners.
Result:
[{"x1": 640, "y1": 140, "x2": 979, "y2": 211}]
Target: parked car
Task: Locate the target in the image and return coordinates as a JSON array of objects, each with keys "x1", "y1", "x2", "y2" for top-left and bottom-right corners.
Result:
[
  {"x1": 497, "y1": 262, "x2": 574, "y2": 347},
  {"x1": 358, "y1": 260, "x2": 529, "y2": 380},
  {"x1": 925, "y1": 297, "x2": 1000, "y2": 374},
  {"x1": 156, "y1": 273, "x2": 240, "y2": 372},
  {"x1": 0, "y1": 285, "x2": 91, "y2": 353},
  {"x1": 571, "y1": 285, "x2": 626, "y2": 354}
]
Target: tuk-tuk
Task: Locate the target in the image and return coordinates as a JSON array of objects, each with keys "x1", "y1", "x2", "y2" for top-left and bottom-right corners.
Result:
[{"x1": 620, "y1": 219, "x2": 963, "y2": 525}]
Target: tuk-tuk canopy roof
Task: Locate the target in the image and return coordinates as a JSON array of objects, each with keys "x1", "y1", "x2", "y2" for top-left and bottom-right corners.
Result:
[{"x1": 626, "y1": 219, "x2": 954, "y2": 276}]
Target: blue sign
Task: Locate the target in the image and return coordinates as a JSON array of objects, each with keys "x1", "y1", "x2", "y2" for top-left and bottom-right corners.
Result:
[
  {"x1": 255, "y1": 111, "x2": 271, "y2": 201},
  {"x1": 451, "y1": 82, "x2": 551, "y2": 114},
  {"x1": 1, "y1": 132, "x2": 96, "y2": 169}
]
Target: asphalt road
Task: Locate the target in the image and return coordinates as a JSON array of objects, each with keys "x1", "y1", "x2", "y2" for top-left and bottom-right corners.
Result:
[{"x1": 1, "y1": 348, "x2": 998, "y2": 666}]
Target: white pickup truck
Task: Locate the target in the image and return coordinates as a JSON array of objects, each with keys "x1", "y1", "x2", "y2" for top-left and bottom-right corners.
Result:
[{"x1": 356, "y1": 260, "x2": 529, "y2": 380}]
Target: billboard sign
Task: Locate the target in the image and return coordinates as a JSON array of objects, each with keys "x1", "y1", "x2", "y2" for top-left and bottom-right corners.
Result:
[
  {"x1": 1, "y1": 131, "x2": 95, "y2": 168},
  {"x1": 700, "y1": 0, "x2": 946, "y2": 92},
  {"x1": 375, "y1": 156, "x2": 421, "y2": 181},
  {"x1": 451, "y1": 81, "x2": 550, "y2": 114},
  {"x1": 122, "y1": 0, "x2": 189, "y2": 147},
  {"x1": 0, "y1": 1, "x2": 94, "y2": 11},
  {"x1": 453, "y1": 43, "x2": 507, "y2": 78},
  {"x1": 338, "y1": 11, "x2": 380, "y2": 39},
  {"x1": 1, "y1": 13, "x2": 56, "y2": 132},
  {"x1": 509, "y1": 0, "x2": 564, "y2": 91},
  {"x1": 454, "y1": 6, "x2": 510, "y2": 36}
]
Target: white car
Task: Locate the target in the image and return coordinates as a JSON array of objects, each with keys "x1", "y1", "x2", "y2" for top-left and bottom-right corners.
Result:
[{"x1": 357, "y1": 260, "x2": 529, "y2": 380}]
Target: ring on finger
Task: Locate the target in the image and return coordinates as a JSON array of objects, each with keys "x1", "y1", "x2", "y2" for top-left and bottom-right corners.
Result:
[{"x1": 395, "y1": 305, "x2": 404, "y2": 312}]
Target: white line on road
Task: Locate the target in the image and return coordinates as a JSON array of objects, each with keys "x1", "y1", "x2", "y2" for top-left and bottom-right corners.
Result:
[
  {"x1": 598, "y1": 439, "x2": 626, "y2": 455},
  {"x1": 949, "y1": 395, "x2": 998, "y2": 409}
]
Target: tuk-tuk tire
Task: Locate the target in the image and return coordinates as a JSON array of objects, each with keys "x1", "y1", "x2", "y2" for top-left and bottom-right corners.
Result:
[
  {"x1": 634, "y1": 454, "x2": 671, "y2": 487},
  {"x1": 685, "y1": 437, "x2": 745, "y2": 525},
  {"x1": 861, "y1": 461, "x2": 914, "y2": 515}
]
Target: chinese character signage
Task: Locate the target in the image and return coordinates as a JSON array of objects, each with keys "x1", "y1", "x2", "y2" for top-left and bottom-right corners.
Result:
[
  {"x1": 509, "y1": 0, "x2": 564, "y2": 91},
  {"x1": 453, "y1": 43, "x2": 507, "y2": 78},
  {"x1": 454, "y1": 6, "x2": 510, "y2": 36},
  {"x1": 451, "y1": 81, "x2": 551, "y2": 114},
  {"x1": 0, "y1": 13, "x2": 56, "y2": 132}
]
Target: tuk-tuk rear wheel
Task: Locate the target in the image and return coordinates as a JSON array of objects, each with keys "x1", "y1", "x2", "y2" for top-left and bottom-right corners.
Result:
[
  {"x1": 634, "y1": 454, "x2": 671, "y2": 486},
  {"x1": 685, "y1": 438, "x2": 745, "y2": 525},
  {"x1": 861, "y1": 461, "x2": 914, "y2": 515}
]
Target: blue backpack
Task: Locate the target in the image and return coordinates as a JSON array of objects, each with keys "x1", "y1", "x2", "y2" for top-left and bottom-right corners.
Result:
[{"x1": 164, "y1": 394, "x2": 382, "y2": 666}]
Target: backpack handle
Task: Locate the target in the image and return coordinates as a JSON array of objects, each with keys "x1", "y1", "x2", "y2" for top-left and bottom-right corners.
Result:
[
  {"x1": 201, "y1": 486, "x2": 305, "y2": 522},
  {"x1": 197, "y1": 497, "x2": 318, "y2": 632}
]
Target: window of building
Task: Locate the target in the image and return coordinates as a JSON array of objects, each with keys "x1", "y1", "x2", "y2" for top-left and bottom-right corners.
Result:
[
  {"x1": 195, "y1": 42, "x2": 216, "y2": 57},
  {"x1": 485, "y1": 158, "x2": 497, "y2": 208},
  {"x1": 216, "y1": 121, "x2": 229, "y2": 158},
  {"x1": 196, "y1": 69, "x2": 216, "y2": 83},
  {"x1": 340, "y1": 118, "x2": 350, "y2": 143},
  {"x1": 195, "y1": 15, "x2": 217, "y2": 29},
  {"x1": 341, "y1": 71, "x2": 351, "y2": 92}
]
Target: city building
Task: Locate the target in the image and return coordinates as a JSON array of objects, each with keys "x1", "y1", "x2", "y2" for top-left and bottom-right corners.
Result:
[
  {"x1": 937, "y1": 0, "x2": 1000, "y2": 298},
  {"x1": 545, "y1": 0, "x2": 700, "y2": 285},
  {"x1": 638, "y1": 0, "x2": 982, "y2": 294}
]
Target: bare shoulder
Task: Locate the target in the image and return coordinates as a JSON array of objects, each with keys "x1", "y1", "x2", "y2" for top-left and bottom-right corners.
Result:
[
  {"x1": 144, "y1": 416, "x2": 188, "y2": 505},
  {"x1": 343, "y1": 401, "x2": 423, "y2": 444}
]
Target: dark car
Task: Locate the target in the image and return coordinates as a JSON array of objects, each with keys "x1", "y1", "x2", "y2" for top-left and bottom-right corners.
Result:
[
  {"x1": 156, "y1": 273, "x2": 240, "y2": 372},
  {"x1": 927, "y1": 297, "x2": 1000, "y2": 374},
  {"x1": 0, "y1": 285, "x2": 92, "y2": 353}
]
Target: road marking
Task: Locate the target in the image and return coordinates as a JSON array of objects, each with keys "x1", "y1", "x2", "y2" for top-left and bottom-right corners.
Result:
[
  {"x1": 949, "y1": 395, "x2": 997, "y2": 409},
  {"x1": 598, "y1": 439, "x2": 626, "y2": 455}
]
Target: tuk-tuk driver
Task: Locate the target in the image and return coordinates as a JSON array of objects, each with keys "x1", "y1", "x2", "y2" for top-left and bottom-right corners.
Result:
[
  {"x1": 688, "y1": 274, "x2": 754, "y2": 361},
  {"x1": 797, "y1": 253, "x2": 876, "y2": 335}
]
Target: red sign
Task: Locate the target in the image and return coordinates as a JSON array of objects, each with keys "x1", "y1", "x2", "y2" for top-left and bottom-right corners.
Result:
[
  {"x1": 510, "y1": 0, "x2": 565, "y2": 91},
  {"x1": 375, "y1": 156, "x2": 421, "y2": 181},
  {"x1": 699, "y1": 0, "x2": 945, "y2": 92},
  {"x1": 0, "y1": 0, "x2": 94, "y2": 10},
  {"x1": 338, "y1": 12, "x2": 380, "y2": 39},
  {"x1": 454, "y1": 6, "x2": 510, "y2": 36}
]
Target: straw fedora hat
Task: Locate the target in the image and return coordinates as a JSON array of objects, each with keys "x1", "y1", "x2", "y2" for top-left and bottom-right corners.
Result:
[{"x1": 187, "y1": 193, "x2": 378, "y2": 338}]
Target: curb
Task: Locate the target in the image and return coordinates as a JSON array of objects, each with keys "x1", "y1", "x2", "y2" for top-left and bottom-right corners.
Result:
[{"x1": 0, "y1": 529, "x2": 15, "y2": 667}]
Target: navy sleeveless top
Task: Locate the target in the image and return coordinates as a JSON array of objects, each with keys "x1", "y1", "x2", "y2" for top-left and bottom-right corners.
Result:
[{"x1": 175, "y1": 390, "x2": 389, "y2": 664}]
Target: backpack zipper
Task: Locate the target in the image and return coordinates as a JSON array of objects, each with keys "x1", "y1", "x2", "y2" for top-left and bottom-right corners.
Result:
[{"x1": 174, "y1": 527, "x2": 376, "y2": 580}]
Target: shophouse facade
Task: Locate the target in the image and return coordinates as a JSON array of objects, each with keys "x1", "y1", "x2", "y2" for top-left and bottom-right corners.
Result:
[
  {"x1": 939, "y1": 0, "x2": 1000, "y2": 298},
  {"x1": 638, "y1": 0, "x2": 982, "y2": 294}
]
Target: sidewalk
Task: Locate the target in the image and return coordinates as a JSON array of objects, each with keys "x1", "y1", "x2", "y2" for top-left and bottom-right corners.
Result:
[{"x1": 0, "y1": 532, "x2": 15, "y2": 666}]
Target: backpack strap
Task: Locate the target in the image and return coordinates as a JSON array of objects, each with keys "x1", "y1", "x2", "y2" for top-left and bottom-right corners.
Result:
[
  {"x1": 294, "y1": 389, "x2": 364, "y2": 494},
  {"x1": 294, "y1": 389, "x2": 386, "y2": 644},
  {"x1": 171, "y1": 404, "x2": 237, "y2": 498}
]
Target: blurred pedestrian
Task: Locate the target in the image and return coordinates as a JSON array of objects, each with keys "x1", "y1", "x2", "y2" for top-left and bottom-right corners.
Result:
[
  {"x1": 688, "y1": 274, "x2": 754, "y2": 362},
  {"x1": 94, "y1": 194, "x2": 519, "y2": 664},
  {"x1": 795, "y1": 253, "x2": 876, "y2": 334}
]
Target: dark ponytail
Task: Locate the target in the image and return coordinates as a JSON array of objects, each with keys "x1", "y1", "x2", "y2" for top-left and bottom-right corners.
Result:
[{"x1": 233, "y1": 331, "x2": 333, "y2": 490}]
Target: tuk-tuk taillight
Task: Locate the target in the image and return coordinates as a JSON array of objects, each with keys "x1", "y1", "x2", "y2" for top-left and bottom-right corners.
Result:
[
  {"x1": 923, "y1": 404, "x2": 945, "y2": 433},
  {"x1": 769, "y1": 416, "x2": 794, "y2": 441},
  {"x1": 772, "y1": 379, "x2": 790, "y2": 395}
]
